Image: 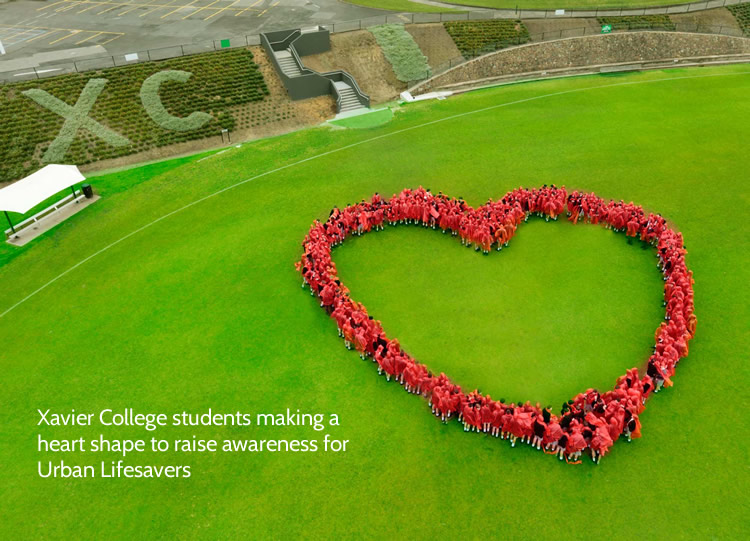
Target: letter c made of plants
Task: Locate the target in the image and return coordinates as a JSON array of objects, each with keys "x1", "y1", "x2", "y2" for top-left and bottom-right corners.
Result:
[{"x1": 140, "y1": 70, "x2": 212, "y2": 132}]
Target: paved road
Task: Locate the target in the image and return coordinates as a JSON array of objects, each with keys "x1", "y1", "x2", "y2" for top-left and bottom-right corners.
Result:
[{"x1": 0, "y1": 0, "x2": 385, "y2": 68}]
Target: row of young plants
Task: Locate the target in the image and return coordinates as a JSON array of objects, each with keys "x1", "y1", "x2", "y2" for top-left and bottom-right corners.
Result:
[
  {"x1": 597, "y1": 16, "x2": 676, "y2": 32},
  {"x1": 728, "y1": 4, "x2": 750, "y2": 36},
  {"x1": 443, "y1": 20, "x2": 530, "y2": 58},
  {"x1": 0, "y1": 48, "x2": 268, "y2": 184}
]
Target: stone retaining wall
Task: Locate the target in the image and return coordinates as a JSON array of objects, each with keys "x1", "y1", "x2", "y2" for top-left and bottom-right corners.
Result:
[{"x1": 411, "y1": 31, "x2": 750, "y2": 93}]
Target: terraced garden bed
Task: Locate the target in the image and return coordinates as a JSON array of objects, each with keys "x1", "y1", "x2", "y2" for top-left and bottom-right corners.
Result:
[
  {"x1": 596, "y1": 15, "x2": 676, "y2": 31},
  {"x1": 443, "y1": 20, "x2": 530, "y2": 58},
  {"x1": 0, "y1": 48, "x2": 268, "y2": 184},
  {"x1": 728, "y1": 4, "x2": 750, "y2": 36}
]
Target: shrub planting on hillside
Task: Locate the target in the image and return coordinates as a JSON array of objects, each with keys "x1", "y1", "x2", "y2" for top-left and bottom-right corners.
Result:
[
  {"x1": 597, "y1": 15, "x2": 676, "y2": 32},
  {"x1": 23, "y1": 79, "x2": 132, "y2": 164},
  {"x1": 368, "y1": 24, "x2": 432, "y2": 83},
  {"x1": 0, "y1": 48, "x2": 268, "y2": 184},
  {"x1": 728, "y1": 4, "x2": 750, "y2": 36},
  {"x1": 140, "y1": 70, "x2": 213, "y2": 132},
  {"x1": 443, "y1": 19, "x2": 529, "y2": 58}
]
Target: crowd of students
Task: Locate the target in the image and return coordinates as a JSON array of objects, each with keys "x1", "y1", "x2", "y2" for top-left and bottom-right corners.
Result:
[{"x1": 297, "y1": 186, "x2": 695, "y2": 464}]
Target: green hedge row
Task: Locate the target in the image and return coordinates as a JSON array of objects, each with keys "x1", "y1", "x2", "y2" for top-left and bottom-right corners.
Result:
[
  {"x1": 443, "y1": 20, "x2": 530, "y2": 58},
  {"x1": 728, "y1": 4, "x2": 750, "y2": 36},
  {"x1": 0, "y1": 48, "x2": 268, "y2": 184},
  {"x1": 597, "y1": 16, "x2": 676, "y2": 32}
]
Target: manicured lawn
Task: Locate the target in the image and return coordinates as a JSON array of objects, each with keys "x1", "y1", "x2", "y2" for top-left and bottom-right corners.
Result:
[
  {"x1": 329, "y1": 107, "x2": 395, "y2": 128},
  {"x1": 1, "y1": 65, "x2": 748, "y2": 539},
  {"x1": 0, "y1": 150, "x2": 219, "y2": 267},
  {"x1": 346, "y1": 0, "x2": 459, "y2": 12},
  {"x1": 345, "y1": 0, "x2": 694, "y2": 10}
]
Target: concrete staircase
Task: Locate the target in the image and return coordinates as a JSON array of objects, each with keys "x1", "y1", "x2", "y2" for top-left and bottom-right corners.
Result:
[
  {"x1": 334, "y1": 81, "x2": 365, "y2": 113},
  {"x1": 275, "y1": 50, "x2": 301, "y2": 77},
  {"x1": 262, "y1": 27, "x2": 370, "y2": 114}
]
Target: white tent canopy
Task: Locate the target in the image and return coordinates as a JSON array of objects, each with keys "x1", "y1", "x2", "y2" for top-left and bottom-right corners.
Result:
[{"x1": 0, "y1": 164, "x2": 85, "y2": 214}]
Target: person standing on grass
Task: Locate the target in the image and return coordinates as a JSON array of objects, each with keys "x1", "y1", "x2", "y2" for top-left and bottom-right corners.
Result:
[{"x1": 532, "y1": 415, "x2": 546, "y2": 450}]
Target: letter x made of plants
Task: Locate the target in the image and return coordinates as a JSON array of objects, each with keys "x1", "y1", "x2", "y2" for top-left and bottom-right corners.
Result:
[{"x1": 23, "y1": 78, "x2": 131, "y2": 164}]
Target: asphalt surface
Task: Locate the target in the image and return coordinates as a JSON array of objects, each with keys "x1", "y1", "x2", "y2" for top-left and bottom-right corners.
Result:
[
  {"x1": 0, "y1": 0, "x2": 387, "y2": 70},
  {"x1": 0, "y1": 0, "x2": 731, "y2": 74}
]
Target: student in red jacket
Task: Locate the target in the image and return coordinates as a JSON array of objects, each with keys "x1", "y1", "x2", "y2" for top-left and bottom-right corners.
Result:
[
  {"x1": 342, "y1": 321, "x2": 354, "y2": 350},
  {"x1": 566, "y1": 429, "x2": 586, "y2": 463},
  {"x1": 544, "y1": 422, "x2": 564, "y2": 453},
  {"x1": 590, "y1": 425, "x2": 613, "y2": 464}
]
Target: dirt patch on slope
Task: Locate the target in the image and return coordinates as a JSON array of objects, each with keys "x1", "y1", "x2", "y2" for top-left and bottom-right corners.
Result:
[
  {"x1": 79, "y1": 47, "x2": 335, "y2": 175},
  {"x1": 301, "y1": 31, "x2": 405, "y2": 104},
  {"x1": 405, "y1": 23, "x2": 464, "y2": 69},
  {"x1": 670, "y1": 7, "x2": 741, "y2": 31}
]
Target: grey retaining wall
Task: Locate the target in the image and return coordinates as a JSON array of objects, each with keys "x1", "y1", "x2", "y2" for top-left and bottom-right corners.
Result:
[{"x1": 410, "y1": 31, "x2": 750, "y2": 93}]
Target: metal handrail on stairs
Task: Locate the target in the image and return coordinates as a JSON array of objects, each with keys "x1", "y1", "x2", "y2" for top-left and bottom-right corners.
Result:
[{"x1": 260, "y1": 27, "x2": 370, "y2": 113}]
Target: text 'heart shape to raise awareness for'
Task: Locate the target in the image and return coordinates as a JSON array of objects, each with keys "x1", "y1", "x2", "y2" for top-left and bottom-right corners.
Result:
[{"x1": 297, "y1": 186, "x2": 695, "y2": 465}]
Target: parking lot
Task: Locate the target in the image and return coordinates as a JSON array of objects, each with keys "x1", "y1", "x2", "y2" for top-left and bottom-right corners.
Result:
[
  {"x1": 0, "y1": 23, "x2": 124, "y2": 49},
  {"x1": 34, "y1": 0, "x2": 276, "y2": 22},
  {"x1": 0, "y1": 0, "x2": 383, "y2": 68}
]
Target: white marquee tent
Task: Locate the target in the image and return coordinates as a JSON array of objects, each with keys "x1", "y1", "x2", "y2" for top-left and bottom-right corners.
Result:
[{"x1": 0, "y1": 164, "x2": 86, "y2": 232}]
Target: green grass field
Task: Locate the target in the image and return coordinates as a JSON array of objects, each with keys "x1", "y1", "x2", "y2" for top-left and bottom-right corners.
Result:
[
  {"x1": 345, "y1": 0, "x2": 694, "y2": 12},
  {"x1": 1, "y1": 65, "x2": 748, "y2": 538},
  {"x1": 350, "y1": 0, "x2": 459, "y2": 12},
  {"x1": 329, "y1": 107, "x2": 395, "y2": 128}
]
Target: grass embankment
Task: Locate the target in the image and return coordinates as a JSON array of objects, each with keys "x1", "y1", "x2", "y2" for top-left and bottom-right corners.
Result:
[
  {"x1": 329, "y1": 107, "x2": 395, "y2": 128},
  {"x1": 346, "y1": 0, "x2": 696, "y2": 10}
]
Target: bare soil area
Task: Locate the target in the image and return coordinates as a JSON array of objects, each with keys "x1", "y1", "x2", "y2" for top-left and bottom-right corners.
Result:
[
  {"x1": 301, "y1": 31, "x2": 405, "y2": 104},
  {"x1": 670, "y1": 7, "x2": 741, "y2": 31},
  {"x1": 405, "y1": 23, "x2": 464, "y2": 69}
]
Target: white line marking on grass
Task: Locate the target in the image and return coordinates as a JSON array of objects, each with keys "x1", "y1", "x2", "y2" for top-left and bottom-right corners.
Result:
[
  {"x1": 1, "y1": 70, "x2": 748, "y2": 318},
  {"x1": 197, "y1": 148, "x2": 229, "y2": 162}
]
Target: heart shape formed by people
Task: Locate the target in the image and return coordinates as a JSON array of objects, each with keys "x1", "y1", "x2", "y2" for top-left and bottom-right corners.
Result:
[{"x1": 297, "y1": 186, "x2": 695, "y2": 464}]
